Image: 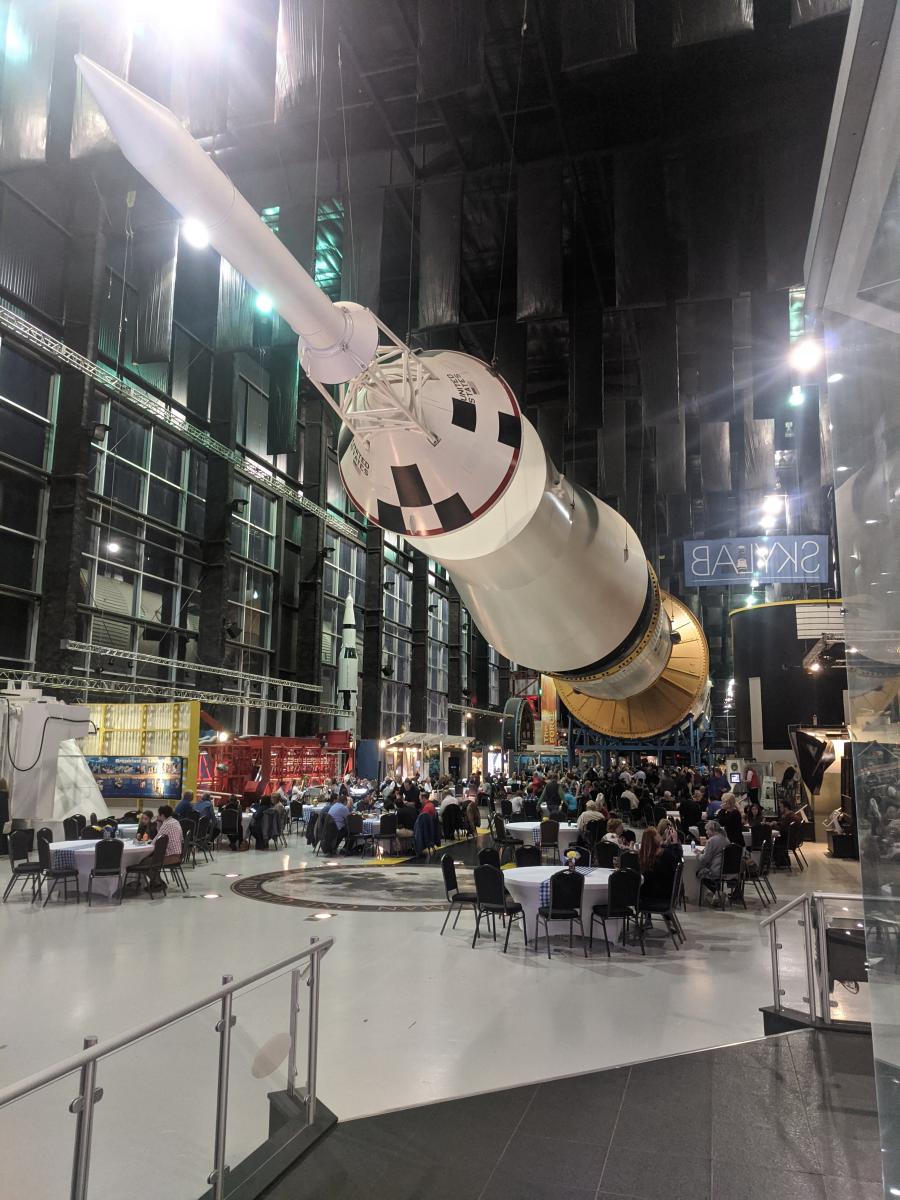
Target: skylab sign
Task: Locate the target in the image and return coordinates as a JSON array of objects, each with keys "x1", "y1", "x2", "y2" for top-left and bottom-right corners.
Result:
[{"x1": 683, "y1": 536, "x2": 829, "y2": 586}]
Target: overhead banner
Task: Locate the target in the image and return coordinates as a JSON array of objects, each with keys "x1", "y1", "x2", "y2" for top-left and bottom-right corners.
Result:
[{"x1": 684, "y1": 535, "x2": 829, "y2": 586}]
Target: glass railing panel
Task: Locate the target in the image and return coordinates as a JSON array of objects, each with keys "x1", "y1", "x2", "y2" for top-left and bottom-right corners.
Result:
[
  {"x1": 816, "y1": 895, "x2": 871, "y2": 1025},
  {"x1": 87, "y1": 1003, "x2": 220, "y2": 1200},
  {"x1": 772, "y1": 902, "x2": 815, "y2": 1018},
  {"x1": 0, "y1": 1072, "x2": 84, "y2": 1196}
]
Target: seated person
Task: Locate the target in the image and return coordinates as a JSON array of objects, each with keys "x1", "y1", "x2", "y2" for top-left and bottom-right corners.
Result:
[
  {"x1": 620, "y1": 786, "x2": 639, "y2": 814},
  {"x1": 561, "y1": 787, "x2": 578, "y2": 821},
  {"x1": 326, "y1": 795, "x2": 351, "y2": 851},
  {"x1": 464, "y1": 797, "x2": 480, "y2": 837},
  {"x1": 577, "y1": 799, "x2": 606, "y2": 836},
  {"x1": 135, "y1": 810, "x2": 157, "y2": 842},
  {"x1": 638, "y1": 828, "x2": 678, "y2": 903},
  {"x1": 149, "y1": 805, "x2": 183, "y2": 866},
  {"x1": 395, "y1": 798, "x2": 417, "y2": 845},
  {"x1": 620, "y1": 829, "x2": 637, "y2": 849},
  {"x1": 656, "y1": 818, "x2": 683, "y2": 855},
  {"x1": 221, "y1": 795, "x2": 243, "y2": 849},
  {"x1": 717, "y1": 793, "x2": 745, "y2": 846},
  {"x1": 602, "y1": 817, "x2": 626, "y2": 846},
  {"x1": 695, "y1": 819, "x2": 730, "y2": 888},
  {"x1": 679, "y1": 788, "x2": 706, "y2": 839},
  {"x1": 174, "y1": 790, "x2": 195, "y2": 819}
]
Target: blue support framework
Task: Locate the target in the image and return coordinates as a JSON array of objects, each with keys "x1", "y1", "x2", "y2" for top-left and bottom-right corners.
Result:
[{"x1": 566, "y1": 716, "x2": 715, "y2": 769}]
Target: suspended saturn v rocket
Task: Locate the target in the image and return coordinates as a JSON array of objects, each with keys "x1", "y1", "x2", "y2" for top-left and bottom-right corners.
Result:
[
  {"x1": 77, "y1": 57, "x2": 708, "y2": 740},
  {"x1": 335, "y1": 593, "x2": 359, "y2": 731}
]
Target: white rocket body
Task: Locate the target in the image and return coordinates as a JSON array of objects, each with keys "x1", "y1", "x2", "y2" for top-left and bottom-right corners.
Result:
[
  {"x1": 334, "y1": 593, "x2": 359, "y2": 731},
  {"x1": 77, "y1": 57, "x2": 708, "y2": 737}
]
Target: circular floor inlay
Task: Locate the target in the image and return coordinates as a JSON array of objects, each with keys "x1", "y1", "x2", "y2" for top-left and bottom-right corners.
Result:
[{"x1": 231, "y1": 866, "x2": 450, "y2": 912}]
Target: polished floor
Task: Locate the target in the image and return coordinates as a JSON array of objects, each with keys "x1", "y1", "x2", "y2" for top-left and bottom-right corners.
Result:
[
  {"x1": 0, "y1": 824, "x2": 863, "y2": 1159},
  {"x1": 263, "y1": 1029, "x2": 883, "y2": 1200}
]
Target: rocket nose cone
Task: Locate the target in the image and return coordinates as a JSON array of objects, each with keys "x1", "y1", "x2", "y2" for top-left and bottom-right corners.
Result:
[{"x1": 74, "y1": 53, "x2": 178, "y2": 156}]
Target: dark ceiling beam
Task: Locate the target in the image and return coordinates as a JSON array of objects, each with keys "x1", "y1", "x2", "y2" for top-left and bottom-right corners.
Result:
[
  {"x1": 339, "y1": 29, "x2": 418, "y2": 177},
  {"x1": 391, "y1": 0, "x2": 468, "y2": 172},
  {"x1": 483, "y1": 66, "x2": 515, "y2": 158}
]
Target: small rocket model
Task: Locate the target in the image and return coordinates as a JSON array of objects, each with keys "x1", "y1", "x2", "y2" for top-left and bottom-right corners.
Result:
[{"x1": 334, "y1": 593, "x2": 358, "y2": 731}]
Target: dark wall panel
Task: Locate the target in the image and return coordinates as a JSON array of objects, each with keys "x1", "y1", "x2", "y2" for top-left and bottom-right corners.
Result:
[
  {"x1": 699, "y1": 421, "x2": 732, "y2": 492},
  {"x1": 561, "y1": 0, "x2": 636, "y2": 68},
  {"x1": 762, "y1": 114, "x2": 830, "y2": 291},
  {"x1": 0, "y1": 189, "x2": 67, "y2": 320},
  {"x1": 275, "y1": 0, "x2": 330, "y2": 121},
  {"x1": 635, "y1": 306, "x2": 678, "y2": 422},
  {"x1": 132, "y1": 217, "x2": 179, "y2": 365},
  {"x1": 600, "y1": 397, "x2": 626, "y2": 497},
  {"x1": 0, "y1": 0, "x2": 58, "y2": 168},
  {"x1": 216, "y1": 260, "x2": 255, "y2": 352},
  {"x1": 656, "y1": 409, "x2": 686, "y2": 494},
  {"x1": 341, "y1": 187, "x2": 384, "y2": 313},
  {"x1": 571, "y1": 307, "x2": 603, "y2": 429},
  {"x1": 672, "y1": 0, "x2": 753, "y2": 46},
  {"x1": 694, "y1": 298, "x2": 734, "y2": 422},
  {"x1": 614, "y1": 150, "x2": 667, "y2": 306},
  {"x1": 418, "y1": 177, "x2": 462, "y2": 328},
  {"x1": 267, "y1": 343, "x2": 299, "y2": 455},
  {"x1": 684, "y1": 141, "x2": 747, "y2": 300},
  {"x1": 751, "y1": 289, "x2": 790, "y2": 419},
  {"x1": 70, "y1": 11, "x2": 133, "y2": 158},
  {"x1": 517, "y1": 163, "x2": 563, "y2": 321},
  {"x1": 418, "y1": 0, "x2": 484, "y2": 99}
]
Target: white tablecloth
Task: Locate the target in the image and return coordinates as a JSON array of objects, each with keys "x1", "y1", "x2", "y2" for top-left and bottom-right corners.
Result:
[
  {"x1": 48, "y1": 840, "x2": 154, "y2": 898},
  {"x1": 502, "y1": 865, "x2": 613, "y2": 943},
  {"x1": 505, "y1": 822, "x2": 580, "y2": 855}
]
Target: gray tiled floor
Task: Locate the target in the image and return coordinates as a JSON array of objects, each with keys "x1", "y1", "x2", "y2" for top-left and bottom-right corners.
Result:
[{"x1": 263, "y1": 1030, "x2": 884, "y2": 1200}]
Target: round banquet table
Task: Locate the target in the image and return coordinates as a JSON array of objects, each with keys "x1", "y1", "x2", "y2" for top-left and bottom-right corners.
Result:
[
  {"x1": 48, "y1": 839, "x2": 155, "y2": 898},
  {"x1": 115, "y1": 823, "x2": 139, "y2": 840},
  {"x1": 505, "y1": 822, "x2": 581, "y2": 855},
  {"x1": 680, "y1": 844, "x2": 703, "y2": 900},
  {"x1": 502, "y1": 865, "x2": 615, "y2": 944}
]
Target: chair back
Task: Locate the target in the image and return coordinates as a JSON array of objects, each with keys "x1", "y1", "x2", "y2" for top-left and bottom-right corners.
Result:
[
  {"x1": 757, "y1": 839, "x2": 773, "y2": 878},
  {"x1": 347, "y1": 812, "x2": 364, "y2": 835},
  {"x1": 146, "y1": 835, "x2": 169, "y2": 866},
  {"x1": 73, "y1": 815, "x2": 87, "y2": 831},
  {"x1": 473, "y1": 864, "x2": 506, "y2": 908},
  {"x1": 540, "y1": 820, "x2": 559, "y2": 846},
  {"x1": 667, "y1": 860, "x2": 684, "y2": 912},
  {"x1": 62, "y1": 817, "x2": 79, "y2": 841},
  {"x1": 607, "y1": 867, "x2": 640, "y2": 914},
  {"x1": 515, "y1": 845, "x2": 541, "y2": 868},
  {"x1": 8, "y1": 828, "x2": 32, "y2": 865},
  {"x1": 477, "y1": 846, "x2": 501, "y2": 870},
  {"x1": 37, "y1": 837, "x2": 52, "y2": 869},
  {"x1": 196, "y1": 815, "x2": 210, "y2": 841},
  {"x1": 493, "y1": 814, "x2": 507, "y2": 841},
  {"x1": 567, "y1": 845, "x2": 591, "y2": 868},
  {"x1": 522, "y1": 799, "x2": 539, "y2": 821},
  {"x1": 750, "y1": 822, "x2": 771, "y2": 849},
  {"x1": 619, "y1": 850, "x2": 640, "y2": 873},
  {"x1": 788, "y1": 821, "x2": 804, "y2": 850},
  {"x1": 379, "y1": 812, "x2": 398, "y2": 836},
  {"x1": 305, "y1": 811, "x2": 319, "y2": 844},
  {"x1": 80, "y1": 827, "x2": 102, "y2": 840},
  {"x1": 595, "y1": 841, "x2": 617, "y2": 868},
  {"x1": 440, "y1": 853, "x2": 460, "y2": 899},
  {"x1": 122, "y1": 811, "x2": 140, "y2": 823},
  {"x1": 94, "y1": 838, "x2": 124, "y2": 872},
  {"x1": 722, "y1": 842, "x2": 745, "y2": 877},
  {"x1": 548, "y1": 869, "x2": 584, "y2": 916},
  {"x1": 290, "y1": 799, "x2": 303, "y2": 820},
  {"x1": 36, "y1": 827, "x2": 53, "y2": 845},
  {"x1": 220, "y1": 808, "x2": 240, "y2": 835},
  {"x1": 500, "y1": 798, "x2": 513, "y2": 819}
]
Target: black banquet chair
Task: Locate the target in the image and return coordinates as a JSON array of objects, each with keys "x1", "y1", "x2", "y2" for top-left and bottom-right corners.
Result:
[
  {"x1": 472, "y1": 865, "x2": 527, "y2": 953},
  {"x1": 35, "y1": 836, "x2": 80, "y2": 907},
  {"x1": 439, "y1": 853, "x2": 477, "y2": 935},
  {"x1": 478, "y1": 846, "x2": 502, "y2": 870},
  {"x1": 491, "y1": 815, "x2": 523, "y2": 864},
  {"x1": 289, "y1": 799, "x2": 304, "y2": 835},
  {"x1": 514, "y1": 844, "x2": 542, "y2": 868},
  {"x1": 124, "y1": 835, "x2": 168, "y2": 898},
  {"x1": 595, "y1": 841, "x2": 617, "y2": 869},
  {"x1": 3, "y1": 829, "x2": 43, "y2": 902},
  {"x1": 62, "y1": 816, "x2": 79, "y2": 841},
  {"x1": 638, "y1": 861, "x2": 684, "y2": 950},
  {"x1": 567, "y1": 845, "x2": 592, "y2": 868},
  {"x1": 539, "y1": 819, "x2": 561, "y2": 864},
  {"x1": 535, "y1": 870, "x2": 588, "y2": 959},
  {"x1": 590, "y1": 868, "x2": 641, "y2": 957},
  {"x1": 619, "y1": 850, "x2": 640, "y2": 873},
  {"x1": 88, "y1": 838, "x2": 125, "y2": 905}
]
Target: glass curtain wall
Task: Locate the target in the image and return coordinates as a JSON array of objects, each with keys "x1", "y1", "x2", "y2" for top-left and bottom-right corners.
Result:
[
  {"x1": 381, "y1": 534, "x2": 412, "y2": 736},
  {"x1": 321, "y1": 530, "x2": 365, "y2": 713},
  {"x1": 426, "y1": 561, "x2": 449, "y2": 734}
]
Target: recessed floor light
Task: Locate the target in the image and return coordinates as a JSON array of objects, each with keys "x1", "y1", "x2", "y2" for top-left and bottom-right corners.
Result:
[
  {"x1": 203, "y1": 893, "x2": 220, "y2": 900},
  {"x1": 224, "y1": 873, "x2": 240, "y2": 879},
  {"x1": 326, "y1": 861, "x2": 340, "y2": 866},
  {"x1": 313, "y1": 912, "x2": 333, "y2": 920}
]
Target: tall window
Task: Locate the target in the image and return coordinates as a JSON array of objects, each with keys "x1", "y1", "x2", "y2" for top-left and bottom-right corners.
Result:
[
  {"x1": 381, "y1": 537, "x2": 412, "y2": 736},
  {"x1": 426, "y1": 564, "x2": 449, "y2": 733},
  {"x1": 0, "y1": 343, "x2": 54, "y2": 667},
  {"x1": 320, "y1": 531, "x2": 365, "y2": 710}
]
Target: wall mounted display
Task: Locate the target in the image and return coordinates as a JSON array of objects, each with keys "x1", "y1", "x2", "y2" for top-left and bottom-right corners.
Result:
[{"x1": 86, "y1": 755, "x2": 184, "y2": 800}]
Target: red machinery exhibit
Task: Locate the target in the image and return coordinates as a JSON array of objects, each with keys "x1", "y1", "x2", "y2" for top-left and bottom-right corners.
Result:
[{"x1": 198, "y1": 733, "x2": 352, "y2": 805}]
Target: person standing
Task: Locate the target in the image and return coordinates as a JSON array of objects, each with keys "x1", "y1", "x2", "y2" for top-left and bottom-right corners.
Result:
[{"x1": 745, "y1": 764, "x2": 761, "y2": 807}]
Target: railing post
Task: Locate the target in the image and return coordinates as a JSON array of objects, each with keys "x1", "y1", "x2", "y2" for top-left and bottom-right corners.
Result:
[
  {"x1": 768, "y1": 920, "x2": 782, "y2": 1011},
  {"x1": 800, "y1": 897, "x2": 818, "y2": 1020},
  {"x1": 209, "y1": 976, "x2": 235, "y2": 1200},
  {"x1": 69, "y1": 1036, "x2": 102, "y2": 1200},
  {"x1": 814, "y1": 895, "x2": 833, "y2": 1025},
  {"x1": 306, "y1": 939, "x2": 321, "y2": 1125},
  {"x1": 287, "y1": 966, "x2": 303, "y2": 1101}
]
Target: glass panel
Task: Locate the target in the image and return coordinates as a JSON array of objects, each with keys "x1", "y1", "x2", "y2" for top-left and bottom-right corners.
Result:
[
  {"x1": 773, "y1": 904, "x2": 814, "y2": 1018},
  {"x1": 0, "y1": 529, "x2": 36, "y2": 589},
  {"x1": 818, "y1": 896, "x2": 870, "y2": 1024},
  {"x1": 147, "y1": 477, "x2": 180, "y2": 525},
  {"x1": 150, "y1": 430, "x2": 183, "y2": 483},
  {"x1": 89, "y1": 1004, "x2": 220, "y2": 1200},
  {"x1": 0, "y1": 344, "x2": 51, "y2": 416},
  {"x1": 0, "y1": 401, "x2": 46, "y2": 466},
  {"x1": 0, "y1": 1072, "x2": 82, "y2": 1196},
  {"x1": 250, "y1": 488, "x2": 272, "y2": 530},
  {"x1": 225, "y1": 965, "x2": 311, "y2": 1177},
  {"x1": 248, "y1": 527, "x2": 272, "y2": 566},
  {"x1": 185, "y1": 496, "x2": 205, "y2": 537},
  {"x1": 188, "y1": 450, "x2": 207, "y2": 496},
  {"x1": 102, "y1": 461, "x2": 143, "y2": 510},
  {"x1": 0, "y1": 593, "x2": 31, "y2": 660},
  {"x1": 107, "y1": 406, "x2": 147, "y2": 466},
  {"x1": 0, "y1": 465, "x2": 41, "y2": 533}
]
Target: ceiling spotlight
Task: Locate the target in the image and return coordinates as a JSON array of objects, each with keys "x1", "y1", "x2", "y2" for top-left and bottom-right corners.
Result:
[
  {"x1": 745, "y1": 595, "x2": 757, "y2": 607},
  {"x1": 255, "y1": 292, "x2": 274, "y2": 315},
  {"x1": 760, "y1": 516, "x2": 776, "y2": 532},
  {"x1": 788, "y1": 385, "x2": 806, "y2": 407},
  {"x1": 827, "y1": 373, "x2": 843, "y2": 383},
  {"x1": 788, "y1": 337, "x2": 823, "y2": 373},
  {"x1": 181, "y1": 217, "x2": 210, "y2": 249}
]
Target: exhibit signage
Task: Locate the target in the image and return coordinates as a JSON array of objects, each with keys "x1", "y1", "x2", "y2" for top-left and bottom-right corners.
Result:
[{"x1": 683, "y1": 535, "x2": 829, "y2": 586}]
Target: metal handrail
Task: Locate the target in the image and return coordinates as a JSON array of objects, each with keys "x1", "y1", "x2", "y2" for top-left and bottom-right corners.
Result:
[
  {"x1": 0, "y1": 937, "x2": 333, "y2": 1110},
  {"x1": 760, "y1": 892, "x2": 810, "y2": 928}
]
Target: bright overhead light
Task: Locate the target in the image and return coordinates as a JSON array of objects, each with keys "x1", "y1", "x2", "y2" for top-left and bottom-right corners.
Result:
[
  {"x1": 106, "y1": 541, "x2": 121, "y2": 554},
  {"x1": 216, "y1": 730, "x2": 230, "y2": 743},
  {"x1": 745, "y1": 595, "x2": 757, "y2": 607},
  {"x1": 848, "y1": 647, "x2": 858, "y2": 654},
  {"x1": 760, "y1": 516, "x2": 776, "y2": 532},
  {"x1": 827, "y1": 373, "x2": 843, "y2": 383},
  {"x1": 255, "y1": 292, "x2": 274, "y2": 315},
  {"x1": 836, "y1": 465, "x2": 849, "y2": 473},
  {"x1": 762, "y1": 494, "x2": 783, "y2": 515},
  {"x1": 788, "y1": 337, "x2": 823, "y2": 372},
  {"x1": 181, "y1": 217, "x2": 209, "y2": 249},
  {"x1": 809, "y1": 662, "x2": 821, "y2": 672}
]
